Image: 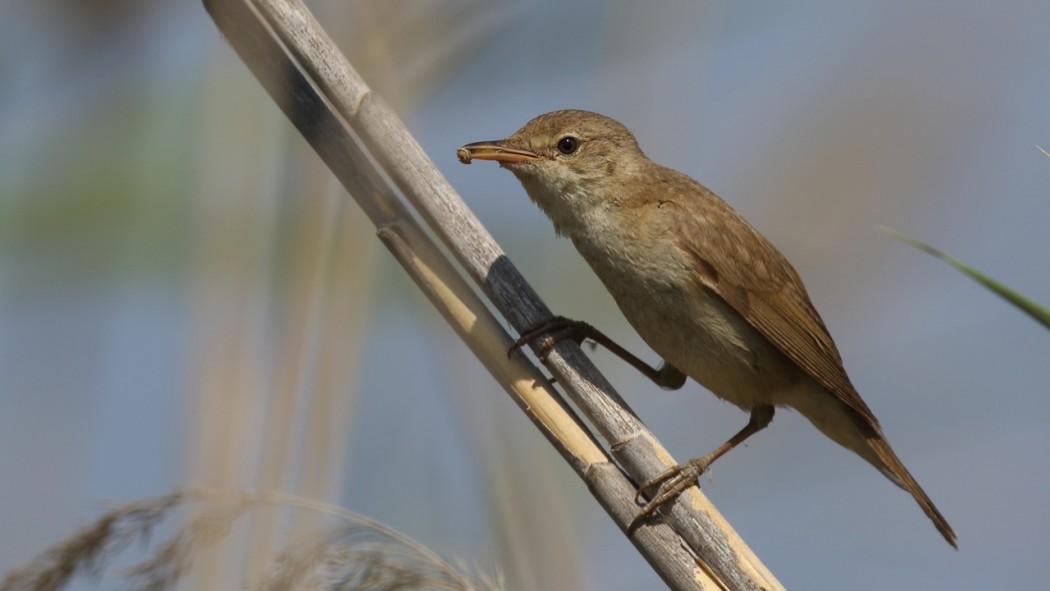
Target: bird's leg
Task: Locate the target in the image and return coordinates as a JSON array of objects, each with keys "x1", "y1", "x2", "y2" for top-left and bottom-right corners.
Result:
[
  {"x1": 631, "y1": 405, "x2": 775, "y2": 526},
  {"x1": 510, "y1": 315, "x2": 687, "y2": 390}
]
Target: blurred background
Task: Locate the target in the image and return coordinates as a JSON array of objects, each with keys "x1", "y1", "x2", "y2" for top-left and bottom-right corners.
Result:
[{"x1": 1, "y1": 0, "x2": 1048, "y2": 589}]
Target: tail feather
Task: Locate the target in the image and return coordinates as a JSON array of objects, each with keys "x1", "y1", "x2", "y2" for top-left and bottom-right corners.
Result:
[
  {"x1": 791, "y1": 385, "x2": 957, "y2": 547},
  {"x1": 868, "y1": 436, "x2": 957, "y2": 549}
]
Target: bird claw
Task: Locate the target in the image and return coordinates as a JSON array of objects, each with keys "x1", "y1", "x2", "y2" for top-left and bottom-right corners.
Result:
[
  {"x1": 508, "y1": 316, "x2": 593, "y2": 360},
  {"x1": 630, "y1": 456, "x2": 713, "y2": 529}
]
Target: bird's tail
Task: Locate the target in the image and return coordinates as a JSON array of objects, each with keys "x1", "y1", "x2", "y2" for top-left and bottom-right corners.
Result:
[
  {"x1": 792, "y1": 385, "x2": 957, "y2": 547},
  {"x1": 866, "y1": 435, "x2": 957, "y2": 548}
]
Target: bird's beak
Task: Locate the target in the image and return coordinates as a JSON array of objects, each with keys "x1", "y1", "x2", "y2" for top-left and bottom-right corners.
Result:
[{"x1": 457, "y1": 140, "x2": 541, "y2": 165}]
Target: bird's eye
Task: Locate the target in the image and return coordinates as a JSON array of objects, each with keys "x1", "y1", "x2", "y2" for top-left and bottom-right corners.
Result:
[{"x1": 556, "y1": 136, "x2": 579, "y2": 155}]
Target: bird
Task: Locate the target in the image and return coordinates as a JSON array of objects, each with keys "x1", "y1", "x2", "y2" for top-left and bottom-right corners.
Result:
[{"x1": 457, "y1": 109, "x2": 956, "y2": 547}]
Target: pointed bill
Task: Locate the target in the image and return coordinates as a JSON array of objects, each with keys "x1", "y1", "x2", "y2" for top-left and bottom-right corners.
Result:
[{"x1": 457, "y1": 141, "x2": 541, "y2": 165}]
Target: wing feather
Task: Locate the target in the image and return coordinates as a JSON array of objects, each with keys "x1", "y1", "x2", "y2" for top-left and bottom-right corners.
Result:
[{"x1": 668, "y1": 177, "x2": 878, "y2": 426}]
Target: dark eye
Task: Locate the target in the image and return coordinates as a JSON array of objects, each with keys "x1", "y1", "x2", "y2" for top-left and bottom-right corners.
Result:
[{"x1": 556, "y1": 136, "x2": 579, "y2": 155}]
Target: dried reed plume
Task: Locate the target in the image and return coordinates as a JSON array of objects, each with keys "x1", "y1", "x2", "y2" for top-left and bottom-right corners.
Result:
[{"x1": 1, "y1": 489, "x2": 502, "y2": 591}]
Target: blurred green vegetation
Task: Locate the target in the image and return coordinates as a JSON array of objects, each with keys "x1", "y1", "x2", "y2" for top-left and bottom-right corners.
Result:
[
  {"x1": 0, "y1": 91, "x2": 198, "y2": 298},
  {"x1": 881, "y1": 226, "x2": 1050, "y2": 330}
]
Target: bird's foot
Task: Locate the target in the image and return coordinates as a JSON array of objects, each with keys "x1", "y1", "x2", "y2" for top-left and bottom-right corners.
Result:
[
  {"x1": 508, "y1": 316, "x2": 595, "y2": 360},
  {"x1": 629, "y1": 455, "x2": 713, "y2": 530}
]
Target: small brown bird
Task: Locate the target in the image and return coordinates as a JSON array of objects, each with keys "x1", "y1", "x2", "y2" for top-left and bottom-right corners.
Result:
[{"x1": 458, "y1": 109, "x2": 956, "y2": 547}]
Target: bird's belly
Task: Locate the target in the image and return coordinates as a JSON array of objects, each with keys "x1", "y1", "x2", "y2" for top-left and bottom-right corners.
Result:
[
  {"x1": 607, "y1": 279, "x2": 799, "y2": 410},
  {"x1": 574, "y1": 230, "x2": 801, "y2": 409}
]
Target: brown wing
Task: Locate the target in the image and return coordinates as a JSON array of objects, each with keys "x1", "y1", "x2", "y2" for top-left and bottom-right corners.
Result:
[{"x1": 668, "y1": 177, "x2": 879, "y2": 426}]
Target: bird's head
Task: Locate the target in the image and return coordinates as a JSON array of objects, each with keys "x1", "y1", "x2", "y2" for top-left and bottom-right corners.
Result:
[{"x1": 458, "y1": 110, "x2": 649, "y2": 234}]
